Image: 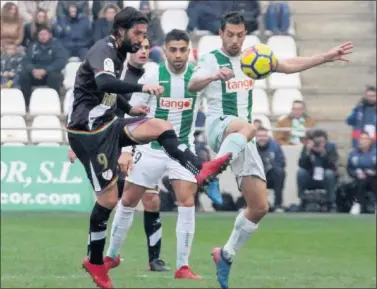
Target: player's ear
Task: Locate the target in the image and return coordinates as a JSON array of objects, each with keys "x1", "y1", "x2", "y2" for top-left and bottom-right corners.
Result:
[
  {"x1": 163, "y1": 44, "x2": 167, "y2": 55},
  {"x1": 218, "y1": 28, "x2": 223, "y2": 37}
]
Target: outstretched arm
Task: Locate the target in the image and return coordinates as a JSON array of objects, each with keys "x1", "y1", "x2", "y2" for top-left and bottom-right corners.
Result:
[{"x1": 276, "y1": 41, "x2": 353, "y2": 74}]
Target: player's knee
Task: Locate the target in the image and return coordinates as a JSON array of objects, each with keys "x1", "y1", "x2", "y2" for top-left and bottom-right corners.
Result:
[
  {"x1": 251, "y1": 200, "x2": 269, "y2": 218},
  {"x1": 121, "y1": 190, "x2": 139, "y2": 207},
  {"x1": 176, "y1": 195, "x2": 195, "y2": 207},
  {"x1": 142, "y1": 193, "x2": 160, "y2": 211},
  {"x1": 150, "y1": 118, "x2": 173, "y2": 134},
  {"x1": 240, "y1": 123, "x2": 256, "y2": 141}
]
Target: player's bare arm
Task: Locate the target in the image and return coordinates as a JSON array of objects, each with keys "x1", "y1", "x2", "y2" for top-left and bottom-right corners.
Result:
[
  {"x1": 187, "y1": 67, "x2": 234, "y2": 93},
  {"x1": 276, "y1": 41, "x2": 353, "y2": 74}
]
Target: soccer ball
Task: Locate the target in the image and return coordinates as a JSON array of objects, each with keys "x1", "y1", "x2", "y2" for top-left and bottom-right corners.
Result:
[{"x1": 240, "y1": 44, "x2": 277, "y2": 80}]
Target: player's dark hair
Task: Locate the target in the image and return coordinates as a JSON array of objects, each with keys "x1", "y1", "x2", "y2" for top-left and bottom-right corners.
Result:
[
  {"x1": 366, "y1": 85, "x2": 376, "y2": 92},
  {"x1": 292, "y1": 100, "x2": 305, "y2": 106},
  {"x1": 220, "y1": 11, "x2": 246, "y2": 31},
  {"x1": 309, "y1": 129, "x2": 328, "y2": 141},
  {"x1": 164, "y1": 29, "x2": 190, "y2": 44},
  {"x1": 112, "y1": 7, "x2": 148, "y2": 34}
]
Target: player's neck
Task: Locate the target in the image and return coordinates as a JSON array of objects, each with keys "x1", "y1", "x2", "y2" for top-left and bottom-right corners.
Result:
[
  {"x1": 166, "y1": 62, "x2": 187, "y2": 75},
  {"x1": 220, "y1": 46, "x2": 240, "y2": 57}
]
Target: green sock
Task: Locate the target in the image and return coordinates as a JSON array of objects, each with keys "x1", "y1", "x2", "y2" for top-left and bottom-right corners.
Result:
[{"x1": 216, "y1": 133, "x2": 247, "y2": 161}]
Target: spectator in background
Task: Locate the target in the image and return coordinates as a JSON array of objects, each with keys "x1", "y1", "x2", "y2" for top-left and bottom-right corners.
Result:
[
  {"x1": 275, "y1": 100, "x2": 316, "y2": 145},
  {"x1": 139, "y1": 0, "x2": 165, "y2": 63},
  {"x1": 56, "y1": 0, "x2": 89, "y2": 21},
  {"x1": 0, "y1": 2, "x2": 24, "y2": 52},
  {"x1": 1, "y1": 44, "x2": 24, "y2": 89},
  {"x1": 347, "y1": 132, "x2": 376, "y2": 215},
  {"x1": 20, "y1": 27, "x2": 68, "y2": 108},
  {"x1": 230, "y1": 0, "x2": 260, "y2": 33},
  {"x1": 195, "y1": 105, "x2": 206, "y2": 128},
  {"x1": 187, "y1": 0, "x2": 232, "y2": 35},
  {"x1": 346, "y1": 86, "x2": 376, "y2": 148},
  {"x1": 264, "y1": 1, "x2": 291, "y2": 35},
  {"x1": 92, "y1": 0, "x2": 123, "y2": 21},
  {"x1": 256, "y1": 127, "x2": 286, "y2": 212},
  {"x1": 253, "y1": 118, "x2": 262, "y2": 130},
  {"x1": 23, "y1": 9, "x2": 55, "y2": 48},
  {"x1": 18, "y1": 1, "x2": 57, "y2": 23},
  {"x1": 297, "y1": 129, "x2": 338, "y2": 212},
  {"x1": 55, "y1": 4, "x2": 92, "y2": 61},
  {"x1": 93, "y1": 3, "x2": 120, "y2": 43}
]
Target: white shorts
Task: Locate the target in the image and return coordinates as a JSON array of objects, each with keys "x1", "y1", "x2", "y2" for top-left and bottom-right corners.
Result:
[
  {"x1": 206, "y1": 114, "x2": 266, "y2": 187},
  {"x1": 126, "y1": 146, "x2": 197, "y2": 193}
]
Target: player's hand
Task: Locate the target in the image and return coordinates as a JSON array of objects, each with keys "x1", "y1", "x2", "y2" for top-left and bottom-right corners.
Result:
[
  {"x1": 129, "y1": 104, "x2": 150, "y2": 116},
  {"x1": 68, "y1": 148, "x2": 77, "y2": 163},
  {"x1": 323, "y1": 41, "x2": 353, "y2": 62},
  {"x1": 118, "y1": 152, "x2": 133, "y2": 176},
  {"x1": 213, "y1": 68, "x2": 234, "y2": 81},
  {"x1": 306, "y1": 139, "x2": 314, "y2": 150},
  {"x1": 142, "y1": 84, "x2": 164, "y2": 96}
]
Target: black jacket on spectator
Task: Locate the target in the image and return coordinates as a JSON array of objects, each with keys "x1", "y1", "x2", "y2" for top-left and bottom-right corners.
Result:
[
  {"x1": 230, "y1": 0, "x2": 260, "y2": 32},
  {"x1": 23, "y1": 38, "x2": 68, "y2": 73},
  {"x1": 23, "y1": 22, "x2": 57, "y2": 47},
  {"x1": 56, "y1": 0, "x2": 89, "y2": 20},
  {"x1": 299, "y1": 142, "x2": 339, "y2": 174},
  {"x1": 257, "y1": 139, "x2": 286, "y2": 172},
  {"x1": 92, "y1": 0, "x2": 123, "y2": 20},
  {"x1": 55, "y1": 12, "x2": 92, "y2": 51},
  {"x1": 146, "y1": 12, "x2": 164, "y2": 47},
  {"x1": 93, "y1": 18, "x2": 113, "y2": 43}
]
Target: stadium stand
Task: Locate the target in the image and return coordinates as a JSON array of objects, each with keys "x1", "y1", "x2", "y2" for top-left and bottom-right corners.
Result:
[
  {"x1": 63, "y1": 62, "x2": 82, "y2": 90},
  {"x1": 160, "y1": 9, "x2": 188, "y2": 34},
  {"x1": 1, "y1": 115, "x2": 28, "y2": 143},
  {"x1": 29, "y1": 88, "x2": 62, "y2": 116},
  {"x1": 272, "y1": 88, "x2": 303, "y2": 116},
  {"x1": 30, "y1": 115, "x2": 63, "y2": 144},
  {"x1": 1, "y1": 88, "x2": 26, "y2": 116},
  {"x1": 252, "y1": 88, "x2": 270, "y2": 115}
]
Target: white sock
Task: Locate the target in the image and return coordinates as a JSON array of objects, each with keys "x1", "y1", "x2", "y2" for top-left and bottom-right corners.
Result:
[
  {"x1": 106, "y1": 201, "x2": 135, "y2": 258},
  {"x1": 216, "y1": 133, "x2": 247, "y2": 160},
  {"x1": 223, "y1": 210, "x2": 258, "y2": 261},
  {"x1": 176, "y1": 206, "x2": 195, "y2": 269}
]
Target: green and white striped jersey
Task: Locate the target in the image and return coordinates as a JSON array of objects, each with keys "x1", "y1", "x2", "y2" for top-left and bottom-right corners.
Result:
[
  {"x1": 192, "y1": 49, "x2": 254, "y2": 122},
  {"x1": 128, "y1": 62, "x2": 200, "y2": 151}
]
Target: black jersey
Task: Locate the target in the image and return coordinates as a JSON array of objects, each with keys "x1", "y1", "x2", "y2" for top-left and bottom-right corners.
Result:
[{"x1": 67, "y1": 36, "x2": 127, "y2": 131}]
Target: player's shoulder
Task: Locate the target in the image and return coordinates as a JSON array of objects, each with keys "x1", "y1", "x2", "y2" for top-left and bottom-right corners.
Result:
[
  {"x1": 88, "y1": 36, "x2": 116, "y2": 58},
  {"x1": 143, "y1": 61, "x2": 159, "y2": 77}
]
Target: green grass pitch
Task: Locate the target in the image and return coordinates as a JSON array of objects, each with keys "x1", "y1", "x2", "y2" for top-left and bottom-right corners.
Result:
[{"x1": 1, "y1": 212, "x2": 376, "y2": 288}]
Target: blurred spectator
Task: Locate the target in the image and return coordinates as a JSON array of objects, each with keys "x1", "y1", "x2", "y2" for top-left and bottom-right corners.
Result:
[
  {"x1": 187, "y1": 0, "x2": 232, "y2": 35},
  {"x1": 23, "y1": 9, "x2": 56, "y2": 48},
  {"x1": 256, "y1": 127, "x2": 286, "y2": 212},
  {"x1": 253, "y1": 118, "x2": 262, "y2": 130},
  {"x1": 346, "y1": 86, "x2": 376, "y2": 148},
  {"x1": 297, "y1": 129, "x2": 339, "y2": 212},
  {"x1": 275, "y1": 100, "x2": 316, "y2": 145},
  {"x1": 18, "y1": 1, "x2": 57, "y2": 23},
  {"x1": 1, "y1": 2, "x2": 24, "y2": 52},
  {"x1": 93, "y1": 3, "x2": 120, "y2": 43},
  {"x1": 20, "y1": 27, "x2": 68, "y2": 108},
  {"x1": 195, "y1": 105, "x2": 206, "y2": 128},
  {"x1": 139, "y1": 0, "x2": 164, "y2": 63},
  {"x1": 56, "y1": 0, "x2": 89, "y2": 21},
  {"x1": 92, "y1": 0, "x2": 123, "y2": 21},
  {"x1": 264, "y1": 1, "x2": 291, "y2": 35},
  {"x1": 1, "y1": 44, "x2": 24, "y2": 89},
  {"x1": 230, "y1": 0, "x2": 260, "y2": 33},
  {"x1": 347, "y1": 132, "x2": 376, "y2": 215},
  {"x1": 54, "y1": 4, "x2": 92, "y2": 61}
]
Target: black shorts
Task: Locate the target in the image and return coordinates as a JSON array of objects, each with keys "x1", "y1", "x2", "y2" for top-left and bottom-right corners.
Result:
[{"x1": 68, "y1": 117, "x2": 148, "y2": 193}]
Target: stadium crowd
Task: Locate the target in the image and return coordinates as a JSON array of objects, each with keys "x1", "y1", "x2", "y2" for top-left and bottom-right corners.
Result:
[{"x1": 1, "y1": 0, "x2": 375, "y2": 215}]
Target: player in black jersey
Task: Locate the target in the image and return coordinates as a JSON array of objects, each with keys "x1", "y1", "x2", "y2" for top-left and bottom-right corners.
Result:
[{"x1": 65, "y1": 7, "x2": 231, "y2": 289}]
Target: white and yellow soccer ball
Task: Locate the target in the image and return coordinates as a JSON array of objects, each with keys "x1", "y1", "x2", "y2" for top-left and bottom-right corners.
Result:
[{"x1": 240, "y1": 44, "x2": 277, "y2": 80}]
